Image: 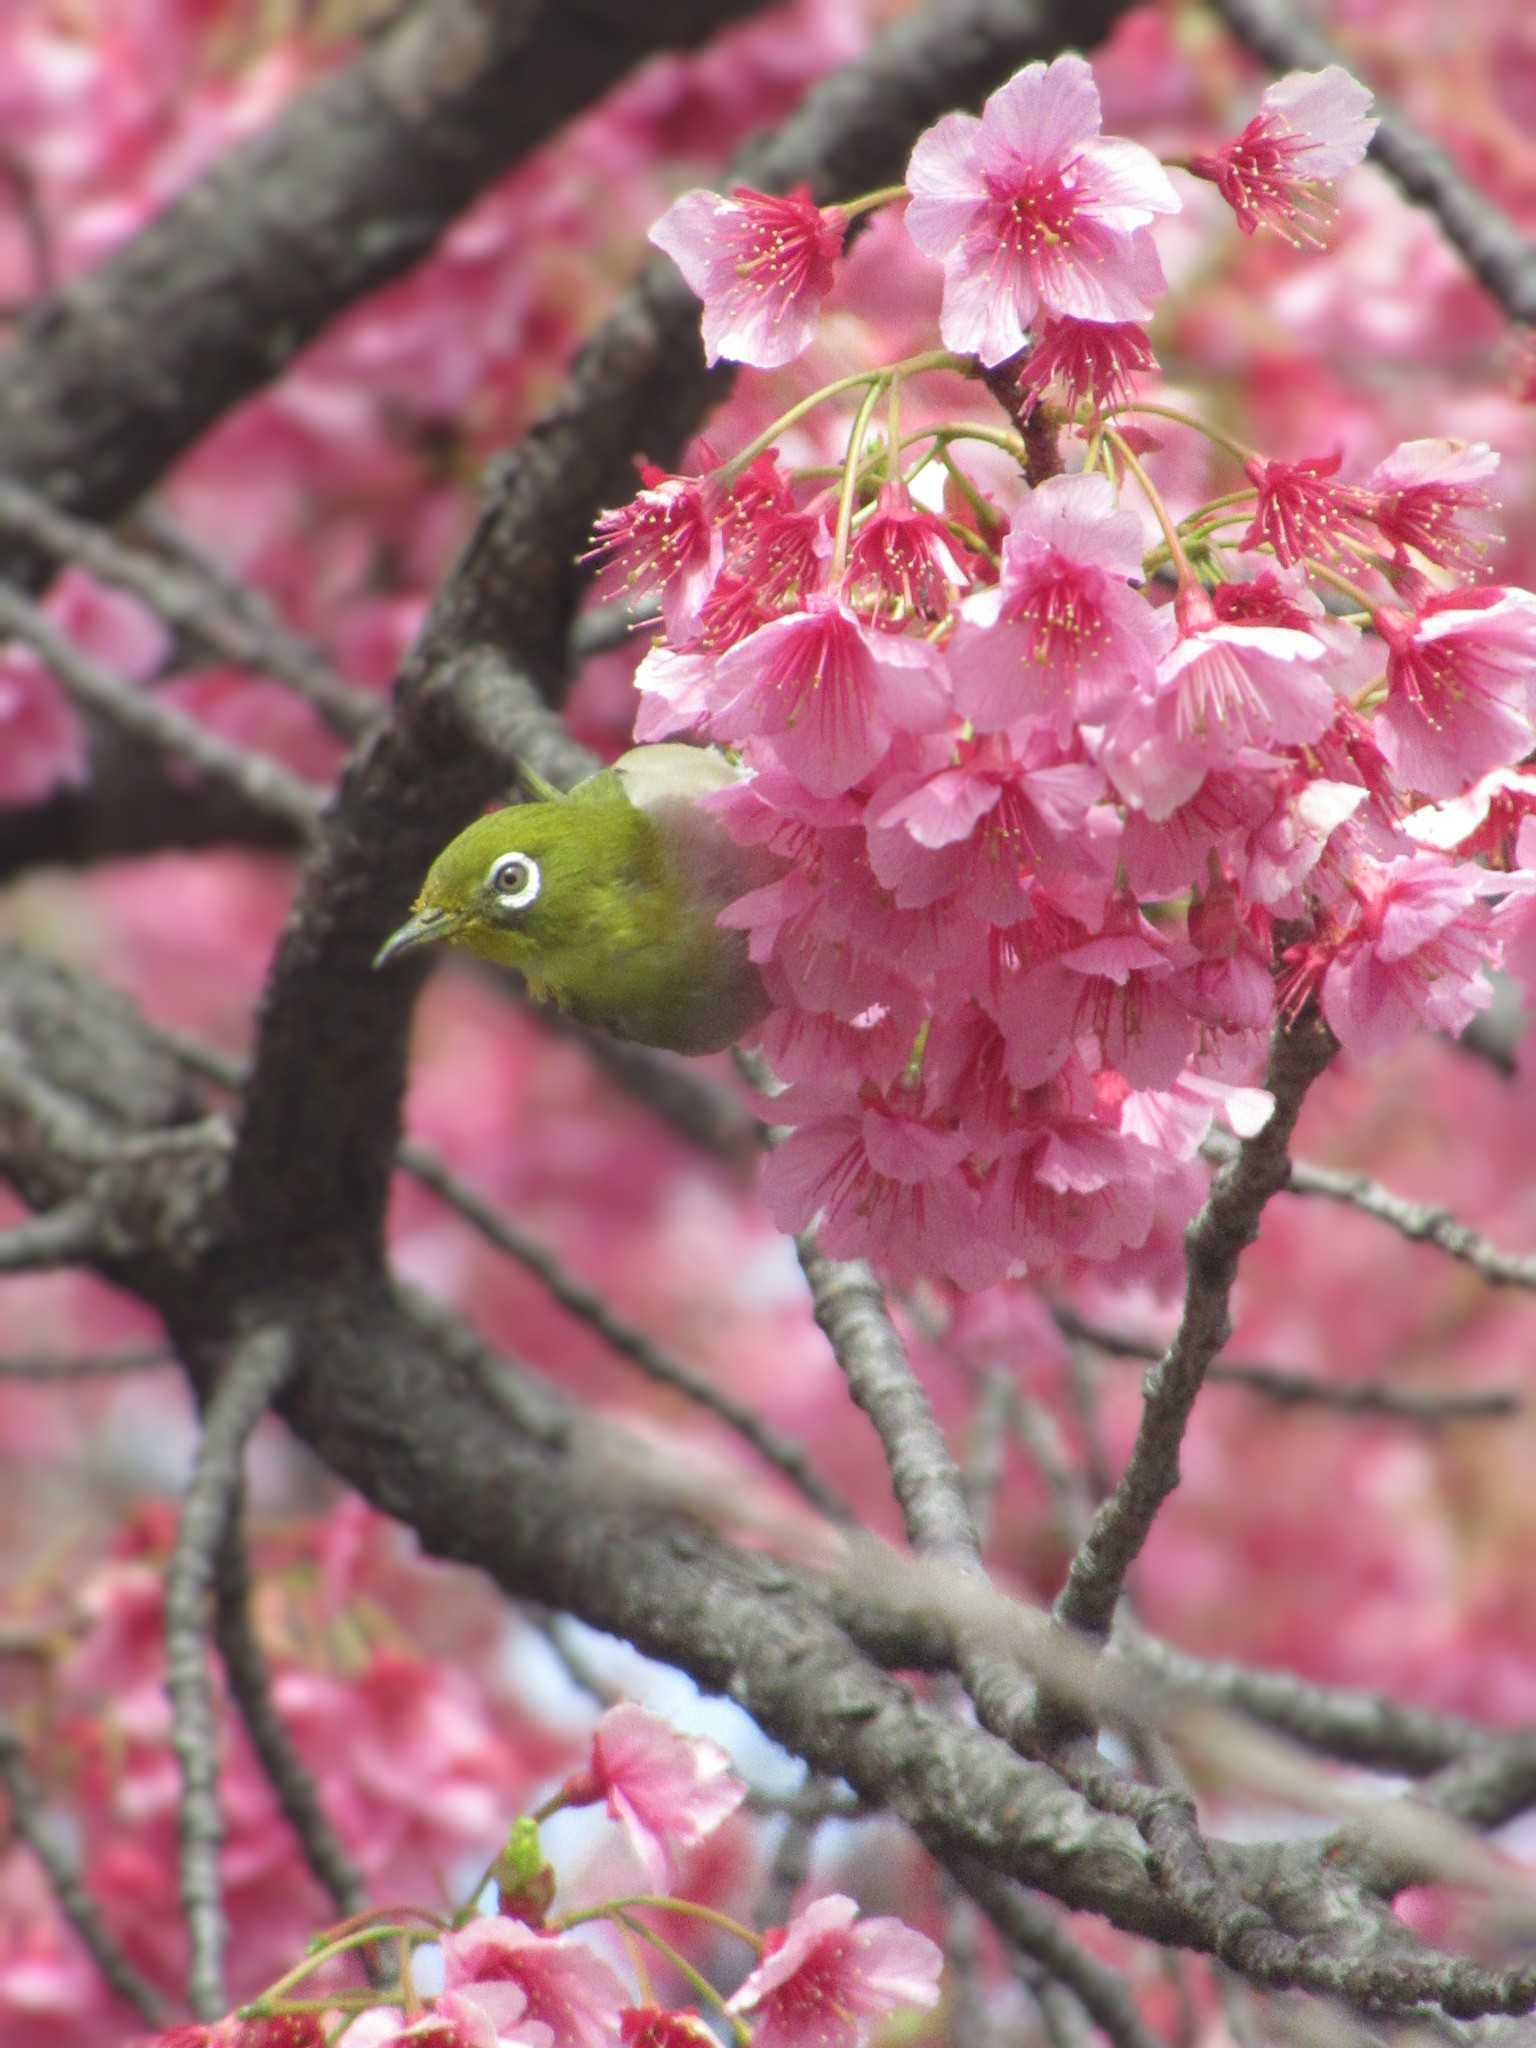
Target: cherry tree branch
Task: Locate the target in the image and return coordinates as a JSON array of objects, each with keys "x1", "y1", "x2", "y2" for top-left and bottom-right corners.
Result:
[
  {"x1": 0, "y1": 1346, "x2": 173, "y2": 1379},
  {"x1": 1282, "y1": 1154, "x2": 1536, "y2": 1289},
  {"x1": 1054, "y1": 1011, "x2": 1337, "y2": 1642},
  {"x1": 0, "y1": 0, "x2": 788, "y2": 542},
  {"x1": 0, "y1": 480, "x2": 378, "y2": 741},
  {"x1": 164, "y1": 1327, "x2": 296, "y2": 2019},
  {"x1": 0, "y1": 585, "x2": 323, "y2": 836},
  {"x1": 1053, "y1": 1307, "x2": 1521, "y2": 1424},
  {"x1": 408, "y1": 1149, "x2": 857, "y2": 1526},
  {"x1": 1206, "y1": 0, "x2": 1536, "y2": 324},
  {"x1": 795, "y1": 1234, "x2": 980, "y2": 1565}
]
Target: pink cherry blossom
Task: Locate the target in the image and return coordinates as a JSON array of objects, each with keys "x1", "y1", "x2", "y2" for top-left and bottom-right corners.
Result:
[
  {"x1": 1189, "y1": 65, "x2": 1377, "y2": 242},
  {"x1": 988, "y1": 897, "x2": 1199, "y2": 1089},
  {"x1": 0, "y1": 651, "x2": 87, "y2": 805},
  {"x1": 843, "y1": 483, "x2": 967, "y2": 623},
  {"x1": 904, "y1": 53, "x2": 1179, "y2": 366},
  {"x1": 1402, "y1": 767, "x2": 1536, "y2": 863},
  {"x1": 1491, "y1": 816, "x2": 1536, "y2": 1005},
  {"x1": 1015, "y1": 315, "x2": 1157, "y2": 415},
  {"x1": 949, "y1": 471, "x2": 1163, "y2": 739},
  {"x1": 563, "y1": 1703, "x2": 746, "y2": 1887},
  {"x1": 1239, "y1": 449, "x2": 1375, "y2": 567},
  {"x1": 1318, "y1": 853, "x2": 1498, "y2": 1057},
  {"x1": 1366, "y1": 438, "x2": 1499, "y2": 573},
  {"x1": 619, "y1": 2010, "x2": 717, "y2": 2048},
  {"x1": 705, "y1": 595, "x2": 952, "y2": 796},
  {"x1": 587, "y1": 462, "x2": 723, "y2": 642},
  {"x1": 1373, "y1": 585, "x2": 1536, "y2": 798},
  {"x1": 726, "y1": 1895, "x2": 942, "y2": 2048},
  {"x1": 649, "y1": 185, "x2": 846, "y2": 368},
  {"x1": 978, "y1": 1083, "x2": 1162, "y2": 1272},
  {"x1": 441, "y1": 1920, "x2": 626, "y2": 2048},
  {"x1": 760, "y1": 1084, "x2": 1004, "y2": 1290},
  {"x1": 866, "y1": 730, "x2": 1105, "y2": 921},
  {"x1": 1100, "y1": 593, "x2": 1335, "y2": 820}
]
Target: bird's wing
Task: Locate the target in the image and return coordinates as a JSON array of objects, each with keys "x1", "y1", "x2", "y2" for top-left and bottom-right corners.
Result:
[{"x1": 603, "y1": 744, "x2": 747, "y2": 812}]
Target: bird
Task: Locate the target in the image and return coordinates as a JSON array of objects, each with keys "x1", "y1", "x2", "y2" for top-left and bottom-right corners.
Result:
[{"x1": 374, "y1": 745, "x2": 778, "y2": 1055}]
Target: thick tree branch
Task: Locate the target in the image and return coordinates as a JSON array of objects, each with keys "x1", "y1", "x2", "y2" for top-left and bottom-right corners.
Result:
[{"x1": 0, "y1": 0, "x2": 786, "y2": 536}]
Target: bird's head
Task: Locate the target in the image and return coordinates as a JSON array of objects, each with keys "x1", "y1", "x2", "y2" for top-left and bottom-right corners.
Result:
[{"x1": 373, "y1": 803, "x2": 613, "y2": 976}]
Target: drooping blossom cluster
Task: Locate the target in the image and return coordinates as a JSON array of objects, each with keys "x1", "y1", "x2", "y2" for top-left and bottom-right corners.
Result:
[
  {"x1": 127, "y1": 1701, "x2": 940, "y2": 2048},
  {"x1": 617, "y1": 50, "x2": 1536, "y2": 1289}
]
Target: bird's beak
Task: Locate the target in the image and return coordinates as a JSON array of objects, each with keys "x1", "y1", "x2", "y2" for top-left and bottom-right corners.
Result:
[{"x1": 373, "y1": 905, "x2": 459, "y2": 970}]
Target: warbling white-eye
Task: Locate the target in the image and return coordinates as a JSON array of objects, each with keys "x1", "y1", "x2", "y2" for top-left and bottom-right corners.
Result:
[{"x1": 374, "y1": 744, "x2": 776, "y2": 1055}]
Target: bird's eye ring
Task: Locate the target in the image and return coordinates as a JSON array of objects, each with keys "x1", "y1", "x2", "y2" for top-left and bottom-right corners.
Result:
[{"x1": 488, "y1": 853, "x2": 541, "y2": 910}]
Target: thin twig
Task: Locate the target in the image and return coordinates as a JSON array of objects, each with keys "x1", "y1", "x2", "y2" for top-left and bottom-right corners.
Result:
[
  {"x1": 403, "y1": 1145, "x2": 855, "y2": 1527},
  {"x1": 1055, "y1": 1012, "x2": 1336, "y2": 1642},
  {"x1": 213, "y1": 1520, "x2": 369, "y2": 1924},
  {"x1": 0, "y1": 585, "x2": 322, "y2": 835},
  {"x1": 0, "y1": 1708, "x2": 165, "y2": 2024},
  {"x1": 1282, "y1": 1154, "x2": 1536, "y2": 1291},
  {"x1": 0, "y1": 1197, "x2": 107, "y2": 1272},
  {"x1": 165, "y1": 1327, "x2": 296, "y2": 2020},
  {"x1": 795, "y1": 1233, "x2": 979, "y2": 1567},
  {"x1": 0, "y1": 1347, "x2": 173, "y2": 1379},
  {"x1": 1053, "y1": 1307, "x2": 1521, "y2": 1424},
  {"x1": 0, "y1": 482, "x2": 378, "y2": 741},
  {"x1": 957, "y1": 1859, "x2": 1170, "y2": 2048}
]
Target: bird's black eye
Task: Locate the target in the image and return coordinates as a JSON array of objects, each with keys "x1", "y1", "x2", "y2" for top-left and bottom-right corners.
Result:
[{"x1": 487, "y1": 853, "x2": 541, "y2": 910}]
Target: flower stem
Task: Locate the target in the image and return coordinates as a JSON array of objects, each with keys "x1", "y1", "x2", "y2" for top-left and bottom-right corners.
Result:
[
  {"x1": 833, "y1": 377, "x2": 889, "y2": 574},
  {"x1": 715, "y1": 352, "x2": 969, "y2": 487},
  {"x1": 1106, "y1": 399, "x2": 1253, "y2": 467},
  {"x1": 1107, "y1": 428, "x2": 1195, "y2": 587},
  {"x1": 609, "y1": 1910, "x2": 753, "y2": 2048},
  {"x1": 559, "y1": 1894, "x2": 764, "y2": 1950},
  {"x1": 840, "y1": 184, "x2": 908, "y2": 221}
]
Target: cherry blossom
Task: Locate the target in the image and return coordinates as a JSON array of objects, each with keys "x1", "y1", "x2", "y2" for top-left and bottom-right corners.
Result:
[
  {"x1": 1189, "y1": 65, "x2": 1377, "y2": 242},
  {"x1": 618, "y1": 2011, "x2": 717, "y2": 2048},
  {"x1": 760, "y1": 1084, "x2": 1005, "y2": 1290},
  {"x1": 1014, "y1": 314, "x2": 1157, "y2": 415},
  {"x1": 587, "y1": 464, "x2": 723, "y2": 642},
  {"x1": 440, "y1": 1921, "x2": 626, "y2": 2048},
  {"x1": 843, "y1": 482, "x2": 966, "y2": 623},
  {"x1": 949, "y1": 470, "x2": 1163, "y2": 740},
  {"x1": 0, "y1": 652, "x2": 87, "y2": 805},
  {"x1": 904, "y1": 52, "x2": 1179, "y2": 365},
  {"x1": 1373, "y1": 586, "x2": 1536, "y2": 798},
  {"x1": 1239, "y1": 449, "x2": 1376, "y2": 567},
  {"x1": 649, "y1": 185, "x2": 846, "y2": 368},
  {"x1": 1099, "y1": 592, "x2": 1336, "y2": 820},
  {"x1": 726, "y1": 1895, "x2": 942, "y2": 2048},
  {"x1": 562, "y1": 1703, "x2": 746, "y2": 1887},
  {"x1": 1317, "y1": 853, "x2": 1499, "y2": 1056},
  {"x1": 1366, "y1": 438, "x2": 1499, "y2": 572},
  {"x1": 705, "y1": 594, "x2": 952, "y2": 795}
]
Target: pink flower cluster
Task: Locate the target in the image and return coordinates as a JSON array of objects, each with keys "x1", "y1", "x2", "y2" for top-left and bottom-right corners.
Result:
[{"x1": 620, "y1": 53, "x2": 1536, "y2": 1289}]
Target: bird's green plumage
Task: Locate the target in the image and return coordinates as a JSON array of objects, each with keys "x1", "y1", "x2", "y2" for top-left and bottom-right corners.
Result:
[{"x1": 379, "y1": 746, "x2": 775, "y2": 1055}]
